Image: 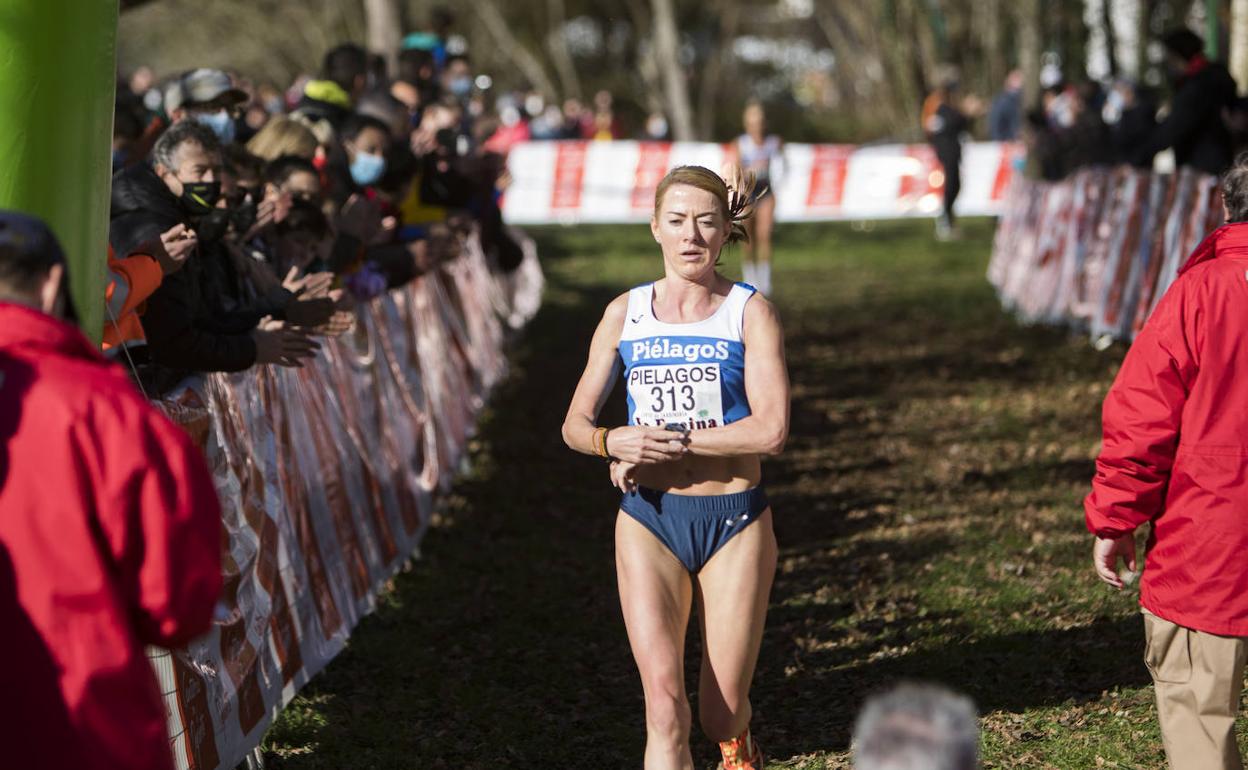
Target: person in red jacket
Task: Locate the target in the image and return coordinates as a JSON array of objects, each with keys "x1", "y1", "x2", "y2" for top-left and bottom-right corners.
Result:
[
  {"x1": 0, "y1": 210, "x2": 222, "y2": 770},
  {"x1": 1087, "y1": 161, "x2": 1248, "y2": 770}
]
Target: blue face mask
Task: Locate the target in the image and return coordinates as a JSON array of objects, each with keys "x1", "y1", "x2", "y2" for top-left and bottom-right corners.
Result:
[
  {"x1": 350, "y1": 150, "x2": 386, "y2": 186},
  {"x1": 194, "y1": 109, "x2": 236, "y2": 145}
]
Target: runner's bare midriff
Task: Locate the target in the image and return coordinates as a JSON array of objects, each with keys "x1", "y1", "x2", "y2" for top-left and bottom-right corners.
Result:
[{"x1": 633, "y1": 452, "x2": 761, "y2": 496}]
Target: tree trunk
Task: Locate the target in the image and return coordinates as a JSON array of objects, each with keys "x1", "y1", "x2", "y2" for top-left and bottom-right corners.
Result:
[
  {"x1": 1017, "y1": 0, "x2": 1042, "y2": 109},
  {"x1": 695, "y1": 0, "x2": 742, "y2": 140},
  {"x1": 471, "y1": 0, "x2": 560, "y2": 103},
  {"x1": 1233, "y1": 0, "x2": 1248, "y2": 94},
  {"x1": 364, "y1": 0, "x2": 402, "y2": 75},
  {"x1": 650, "y1": 0, "x2": 695, "y2": 141},
  {"x1": 1101, "y1": 0, "x2": 1120, "y2": 75},
  {"x1": 545, "y1": 0, "x2": 583, "y2": 99},
  {"x1": 982, "y1": 0, "x2": 1005, "y2": 94}
]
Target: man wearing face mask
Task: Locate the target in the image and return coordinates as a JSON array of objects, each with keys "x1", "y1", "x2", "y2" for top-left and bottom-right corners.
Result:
[
  {"x1": 166, "y1": 68, "x2": 247, "y2": 147},
  {"x1": 442, "y1": 55, "x2": 474, "y2": 102},
  {"x1": 0, "y1": 210, "x2": 222, "y2": 770},
  {"x1": 109, "y1": 121, "x2": 320, "y2": 393},
  {"x1": 1133, "y1": 28, "x2": 1237, "y2": 175}
]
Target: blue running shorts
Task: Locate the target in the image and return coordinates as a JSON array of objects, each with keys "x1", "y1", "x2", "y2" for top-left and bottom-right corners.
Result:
[{"x1": 619, "y1": 486, "x2": 770, "y2": 573}]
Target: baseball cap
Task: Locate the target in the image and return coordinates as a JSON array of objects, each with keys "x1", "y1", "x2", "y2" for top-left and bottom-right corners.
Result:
[
  {"x1": 401, "y1": 32, "x2": 440, "y2": 51},
  {"x1": 0, "y1": 210, "x2": 78, "y2": 321},
  {"x1": 0, "y1": 210, "x2": 66, "y2": 272},
  {"x1": 165, "y1": 68, "x2": 247, "y2": 114}
]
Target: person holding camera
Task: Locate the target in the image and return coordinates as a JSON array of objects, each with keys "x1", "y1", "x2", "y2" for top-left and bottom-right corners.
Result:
[{"x1": 562, "y1": 164, "x2": 789, "y2": 769}]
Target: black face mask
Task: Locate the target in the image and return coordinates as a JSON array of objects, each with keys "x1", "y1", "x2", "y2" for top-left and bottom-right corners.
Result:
[{"x1": 180, "y1": 180, "x2": 221, "y2": 216}]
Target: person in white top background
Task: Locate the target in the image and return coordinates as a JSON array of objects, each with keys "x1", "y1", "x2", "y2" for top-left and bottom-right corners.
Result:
[{"x1": 729, "y1": 102, "x2": 783, "y2": 295}]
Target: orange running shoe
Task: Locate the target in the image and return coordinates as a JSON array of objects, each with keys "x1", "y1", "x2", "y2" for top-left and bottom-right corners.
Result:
[{"x1": 719, "y1": 727, "x2": 764, "y2": 769}]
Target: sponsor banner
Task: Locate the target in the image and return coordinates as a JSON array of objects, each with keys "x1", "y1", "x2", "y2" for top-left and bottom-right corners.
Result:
[
  {"x1": 150, "y1": 230, "x2": 544, "y2": 770},
  {"x1": 503, "y1": 140, "x2": 1022, "y2": 224},
  {"x1": 988, "y1": 167, "x2": 1221, "y2": 342}
]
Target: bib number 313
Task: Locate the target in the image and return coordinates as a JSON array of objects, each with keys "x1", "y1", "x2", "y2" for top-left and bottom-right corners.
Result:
[{"x1": 627, "y1": 363, "x2": 724, "y2": 429}]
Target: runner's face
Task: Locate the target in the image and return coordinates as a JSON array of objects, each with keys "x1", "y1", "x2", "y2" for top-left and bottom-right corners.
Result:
[{"x1": 652, "y1": 184, "x2": 727, "y2": 281}]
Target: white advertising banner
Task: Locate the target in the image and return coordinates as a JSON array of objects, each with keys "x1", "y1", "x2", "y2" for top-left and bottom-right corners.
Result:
[{"x1": 503, "y1": 140, "x2": 1023, "y2": 224}]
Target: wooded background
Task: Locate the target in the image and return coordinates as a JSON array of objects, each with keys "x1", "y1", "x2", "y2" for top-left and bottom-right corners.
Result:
[{"x1": 118, "y1": 0, "x2": 1245, "y2": 143}]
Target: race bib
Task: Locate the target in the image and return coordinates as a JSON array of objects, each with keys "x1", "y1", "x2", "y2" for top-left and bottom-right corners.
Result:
[{"x1": 627, "y1": 363, "x2": 724, "y2": 429}]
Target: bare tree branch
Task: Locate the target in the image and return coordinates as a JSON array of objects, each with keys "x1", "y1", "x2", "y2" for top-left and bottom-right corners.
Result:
[
  {"x1": 695, "y1": 0, "x2": 742, "y2": 140},
  {"x1": 365, "y1": 0, "x2": 403, "y2": 73},
  {"x1": 546, "y1": 0, "x2": 584, "y2": 99},
  {"x1": 470, "y1": 0, "x2": 560, "y2": 102}
]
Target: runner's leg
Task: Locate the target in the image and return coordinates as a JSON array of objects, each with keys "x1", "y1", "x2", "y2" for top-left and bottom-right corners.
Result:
[
  {"x1": 617, "y1": 511, "x2": 696, "y2": 770},
  {"x1": 695, "y1": 509, "x2": 777, "y2": 745},
  {"x1": 753, "y1": 196, "x2": 776, "y2": 294}
]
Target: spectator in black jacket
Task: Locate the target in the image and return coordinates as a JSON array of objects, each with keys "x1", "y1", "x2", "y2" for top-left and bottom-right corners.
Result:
[
  {"x1": 1107, "y1": 79, "x2": 1159, "y2": 168},
  {"x1": 110, "y1": 121, "x2": 318, "y2": 393},
  {"x1": 1064, "y1": 81, "x2": 1112, "y2": 172},
  {"x1": 1134, "y1": 28, "x2": 1237, "y2": 175}
]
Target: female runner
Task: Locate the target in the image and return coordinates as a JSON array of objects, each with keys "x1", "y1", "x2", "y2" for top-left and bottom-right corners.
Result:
[
  {"x1": 730, "y1": 102, "x2": 782, "y2": 295},
  {"x1": 562, "y1": 165, "x2": 789, "y2": 769}
]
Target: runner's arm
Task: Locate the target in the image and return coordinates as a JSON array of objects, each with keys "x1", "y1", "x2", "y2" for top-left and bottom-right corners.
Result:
[
  {"x1": 563, "y1": 293, "x2": 629, "y2": 456},
  {"x1": 685, "y1": 295, "x2": 789, "y2": 457},
  {"x1": 562, "y1": 293, "x2": 688, "y2": 463}
]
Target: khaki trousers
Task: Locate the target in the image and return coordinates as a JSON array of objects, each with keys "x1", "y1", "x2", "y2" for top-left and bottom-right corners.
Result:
[{"x1": 1143, "y1": 610, "x2": 1248, "y2": 770}]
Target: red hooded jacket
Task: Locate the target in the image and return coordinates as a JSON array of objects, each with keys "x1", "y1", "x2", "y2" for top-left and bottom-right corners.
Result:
[
  {"x1": 0, "y1": 302, "x2": 222, "y2": 769},
  {"x1": 1086, "y1": 222, "x2": 1248, "y2": 636}
]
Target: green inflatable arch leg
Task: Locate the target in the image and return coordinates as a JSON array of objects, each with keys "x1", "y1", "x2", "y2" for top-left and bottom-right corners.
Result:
[{"x1": 0, "y1": 0, "x2": 119, "y2": 341}]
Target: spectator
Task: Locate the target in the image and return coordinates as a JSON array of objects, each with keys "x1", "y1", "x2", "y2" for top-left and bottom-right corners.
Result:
[
  {"x1": 246, "y1": 115, "x2": 321, "y2": 161},
  {"x1": 429, "y1": 5, "x2": 456, "y2": 68},
  {"x1": 1105, "y1": 79, "x2": 1158, "y2": 168},
  {"x1": 1133, "y1": 28, "x2": 1237, "y2": 174},
  {"x1": 395, "y1": 43, "x2": 440, "y2": 114},
  {"x1": 267, "y1": 154, "x2": 323, "y2": 202},
  {"x1": 987, "y1": 69, "x2": 1023, "y2": 141},
  {"x1": 853, "y1": 683, "x2": 979, "y2": 770},
  {"x1": 1087, "y1": 156, "x2": 1248, "y2": 770},
  {"x1": 1063, "y1": 81, "x2": 1112, "y2": 172},
  {"x1": 103, "y1": 225, "x2": 197, "y2": 355},
  {"x1": 296, "y1": 43, "x2": 369, "y2": 129},
  {"x1": 110, "y1": 121, "x2": 318, "y2": 391},
  {"x1": 590, "y1": 89, "x2": 620, "y2": 140},
  {"x1": 325, "y1": 113, "x2": 391, "y2": 208},
  {"x1": 165, "y1": 68, "x2": 247, "y2": 146},
  {"x1": 562, "y1": 97, "x2": 591, "y2": 139},
  {"x1": 1022, "y1": 108, "x2": 1065, "y2": 181},
  {"x1": 358, "y1": 89, "x2": 413, "y2": 142},
  {"x1": 112, "y1": 98, "x2": 146, "y2": 172},
  {"x1": 442, "y1": 54, "x2": 474, "y2": 104},
  {"x1": 644, "y1": 111, "x2": 670, "y2": 141},
  {"x1": 0, "y1": 210, "x2": 221, "y2": 770}
]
